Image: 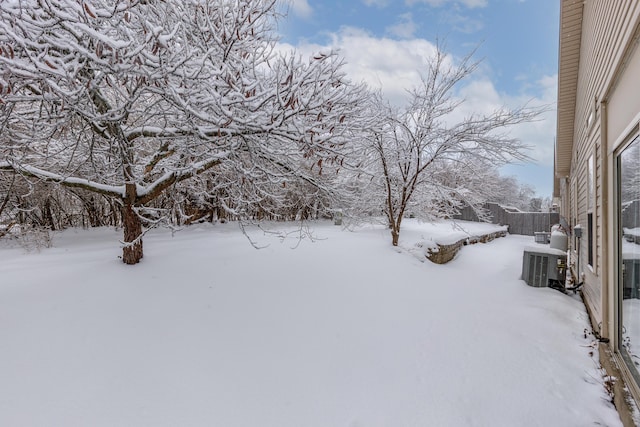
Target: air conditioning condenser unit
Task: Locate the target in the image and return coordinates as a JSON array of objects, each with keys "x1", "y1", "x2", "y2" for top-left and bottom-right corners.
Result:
[{"x1": 522, "y1": 248, "x2": 567, "y2": 288}]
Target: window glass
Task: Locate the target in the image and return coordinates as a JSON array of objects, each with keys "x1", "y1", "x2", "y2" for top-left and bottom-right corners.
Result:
[{"x1": 620, "y1": 136, "x2": 640, "y2": 376}]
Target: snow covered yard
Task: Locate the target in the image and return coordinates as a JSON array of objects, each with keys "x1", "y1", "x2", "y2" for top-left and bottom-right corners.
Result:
[{"x1": 0, "y1": 220, "x2": 622, "y2": 427}]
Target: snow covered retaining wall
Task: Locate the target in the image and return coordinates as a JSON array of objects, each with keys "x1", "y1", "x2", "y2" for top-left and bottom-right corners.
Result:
[{"x1": 427, "y1": 230, "x2": 508, "y2": 264}]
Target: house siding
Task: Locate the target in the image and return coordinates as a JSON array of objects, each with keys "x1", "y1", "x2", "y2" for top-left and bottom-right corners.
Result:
[
  {"x1": 568, "y1": 0, "x2": 640, "y2": 333},
  {"x1": 607, "y1": 29, "x2": 640, "y2": 148},
  {"x1": 557, "y1": 0, "x2": 640, "y2": 414}
]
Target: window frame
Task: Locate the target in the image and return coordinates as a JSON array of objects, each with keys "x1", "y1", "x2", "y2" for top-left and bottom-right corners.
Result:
[{"x1": 617, "y1": 133, "x2": 640, "y2": 383}]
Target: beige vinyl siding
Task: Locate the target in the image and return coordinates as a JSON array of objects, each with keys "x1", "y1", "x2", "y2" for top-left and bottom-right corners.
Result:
[
  {"x1": 561, "y1": 179, "x2": 569, "y2": 221},
  {"x1": 556, "y1": 2, "x2": 640, "y2": 411},
  {"x1": 575, "y1": 0, "x2": 637, "y2": 139},
  {"x1": 574, "y1": 147, "x2": 602, "y2": 324},
  {"x1": 607, "y1": 30, "x2": 640, "y2": 147},
  {"x1": 567, "y1": 1, "x2": 640, "y2": 328},
  {"x1": 595, "y1": 139, "x2": 602, "y2": 273},
  {"x1": 577, "y1": 1, "x2": 632, "y2": 115},
  {"x1": 571, "y1": 177, "x2": 577, "y2": 229}
]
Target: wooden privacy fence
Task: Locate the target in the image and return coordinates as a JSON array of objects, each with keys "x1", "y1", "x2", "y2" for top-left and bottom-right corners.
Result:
[
  {"x1": 622, "y1": 200, "x2": 640, "y2": 229},
  {"x1": 454, "y1": 203, "x2": 560, "y2": 236}
]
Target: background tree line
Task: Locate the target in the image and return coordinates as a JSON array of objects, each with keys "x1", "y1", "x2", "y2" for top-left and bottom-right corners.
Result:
[{"x1": 0, "y1": 0, "x2": 544, "y2": 263}]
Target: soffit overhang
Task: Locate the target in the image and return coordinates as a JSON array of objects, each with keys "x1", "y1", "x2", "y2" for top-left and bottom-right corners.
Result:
[{"x1": 555, "y1": 0, "x2": 583, "y2": 189}]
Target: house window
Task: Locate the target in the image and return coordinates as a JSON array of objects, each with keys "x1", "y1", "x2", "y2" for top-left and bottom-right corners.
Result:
[
  {"x1": 619, "y1": 135, "x2": 640, "y2": 379},
  {"x1": 587, "y1": 154, "x2": 594, "y2": 268}
]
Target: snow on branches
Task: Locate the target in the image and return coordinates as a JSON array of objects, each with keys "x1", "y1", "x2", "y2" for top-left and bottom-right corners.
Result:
[
  {"x1": 346, "y1": 46, "x2": 541, "y2": 246},
  {"x1": 0, "y1": 0, "x2": 371, "y2": 263}
]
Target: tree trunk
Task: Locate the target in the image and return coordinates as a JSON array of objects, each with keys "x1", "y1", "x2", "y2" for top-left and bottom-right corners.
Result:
[
  {"x1": 43, "y1": 198, "x2": 56, "y2": 230},
  {"x1": 388, "y1": 211, "x2": 401, "y2": 246},
  {"x1": 122, "y1": 183, "x2": 143, "y2": 265},
  {"x1": 86, "y1": 197, "x2": 100, "y2": 227},
  {"x1": 391, "y1": 227, "x2": 399, "y2": 246}
]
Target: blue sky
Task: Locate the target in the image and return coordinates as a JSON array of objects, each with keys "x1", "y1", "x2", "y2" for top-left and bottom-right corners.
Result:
[{"x1": 277, "y1": 0, "x2": 560, "y2": 198}]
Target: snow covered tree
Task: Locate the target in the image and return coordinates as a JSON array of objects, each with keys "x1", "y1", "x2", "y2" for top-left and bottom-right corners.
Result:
[
  {"x1": 487, "y1": 174, "x2": 542, "y2": 211},
  {"x1": 0, "y1": 0, "x2": 369, "y2": 263},
  {"x1": 0, "y1": 173, "x2": 21, "y2": 237},
  {"x1": 355, "y1": 47, "x2": 539, "y2": 246}
]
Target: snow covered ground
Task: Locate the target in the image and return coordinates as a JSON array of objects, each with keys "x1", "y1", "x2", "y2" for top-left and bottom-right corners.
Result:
[{"x1": 0, "y1": 219, "x2": 622, "y2": 426}]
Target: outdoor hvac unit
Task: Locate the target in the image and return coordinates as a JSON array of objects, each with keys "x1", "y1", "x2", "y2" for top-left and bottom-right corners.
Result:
[
  {"x1": 522, "y1": 249, "x2": 567, "y2": 288},
  {"x1": 623, "y1": 259, "x2": 640, "y2": 299}
]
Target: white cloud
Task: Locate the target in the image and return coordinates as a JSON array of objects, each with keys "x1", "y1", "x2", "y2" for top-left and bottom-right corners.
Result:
[
  {"x1": 441, "y1": 73, "x2": 558, "y2": 196},
  {"x1": 386, "y1": 13, "x2": 418, "y2": 39},
  {"x1": 276, "y1": 29, "x2": 557, "y2": 192},
  {"x1": 444, "y1": 12, "x2": 484, "y2": 33},
  {"x1": 401, "y1": 1, "x2": 485, "y2": 34},
  {"x1": 288, "y1": 0, "x2": 313, "y2": 19},
  {"x1": 538, "y1": 74, "x2": 559, "y2": 101},
  {"x1": 451, "y1": 74, "x2": 557, "y2": 168},
  {"x1": 461, "y1": 0, "x2": 488, "y2": 7},
  {"x1": 513, "y1": 75, "x2": 558, "y2": 166},
  {"x1": 278, "y1": 27, "x2": 439, "y2": 106},
  {"x1": 362, "y1": 0, "x2": 390, "y2": 6},
  {"x1": 405, "y1": 0, "x2": 445, "y2": 6},
  {"x1": 405, "y1": 0, "x2": 488, "y2": 8}
]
